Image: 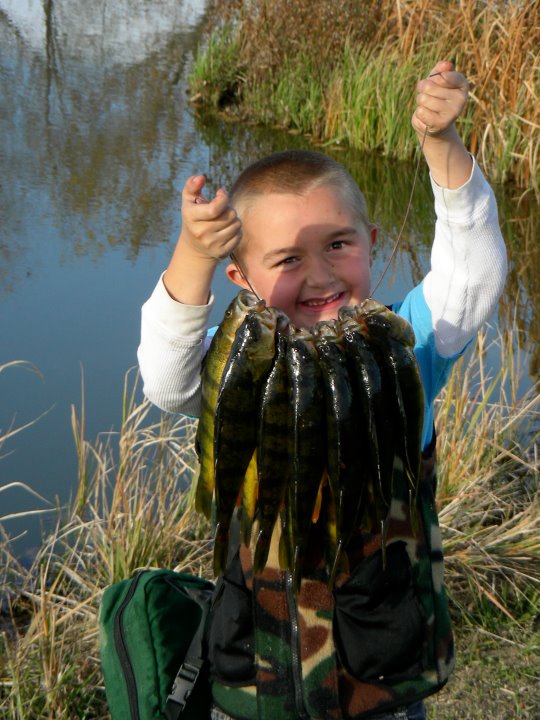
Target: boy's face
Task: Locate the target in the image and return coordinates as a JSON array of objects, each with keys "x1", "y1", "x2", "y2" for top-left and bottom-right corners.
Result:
[{"x1": 226, "y1": 185, "x2": 376, "y2": 329}]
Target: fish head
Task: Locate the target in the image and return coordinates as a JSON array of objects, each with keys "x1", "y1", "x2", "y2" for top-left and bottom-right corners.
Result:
[
  {"x1": 363, "y1": 305, "x2": 416, "y2": 347},
  {"x1": 218, "y1": 290, "x2": 261, "y2": 339},
  {"x1": 313, "y1": 319, "x2": 339, "y2": 339},
  {"x1": 236, "y1": 307, "x2": 283, "y2": 379},
  {"x1": 337, "y1": 305, "x2": 357, "y2": 323}
]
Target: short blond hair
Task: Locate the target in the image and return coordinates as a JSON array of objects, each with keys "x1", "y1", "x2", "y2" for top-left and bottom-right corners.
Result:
[{"x1": 230, "y1": 149, "x2": 370, "y2": 234}]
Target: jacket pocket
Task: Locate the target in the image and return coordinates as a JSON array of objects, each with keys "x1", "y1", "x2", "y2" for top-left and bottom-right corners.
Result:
[
  {"x1": 208, "y1": 551, "x2": 256, "y2": 685},
  {"x1": 334, "y1": 540, "x2": 425, "y2": 682}
]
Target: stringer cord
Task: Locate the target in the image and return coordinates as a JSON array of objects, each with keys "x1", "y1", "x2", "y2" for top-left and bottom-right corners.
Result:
[
  {"x1": 370, "y1": 69, "x2": 442, "y2": 297},
  {"x1": 369, "y1": 124, "x2": 430, "y2": 298}
]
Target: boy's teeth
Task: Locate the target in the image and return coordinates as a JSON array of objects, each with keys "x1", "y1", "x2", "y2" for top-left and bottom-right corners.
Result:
[{"x1": 304, "y1": 293, "x2": 340, "y2": 307}]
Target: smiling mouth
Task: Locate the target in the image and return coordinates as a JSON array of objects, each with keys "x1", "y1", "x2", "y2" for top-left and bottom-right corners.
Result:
[{"x1": 301, "y1": 292, "x2": 343, "y2": 308}]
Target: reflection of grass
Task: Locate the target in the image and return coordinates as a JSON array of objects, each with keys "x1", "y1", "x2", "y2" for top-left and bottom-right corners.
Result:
[
  {"x1": 0, "y1": 337, "x2": 539, "y2": 716},
  {"x1": 190, "y1": 0, "x2": 539, "y2": 193}
]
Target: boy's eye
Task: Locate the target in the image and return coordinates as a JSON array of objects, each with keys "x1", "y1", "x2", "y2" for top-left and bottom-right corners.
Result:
[
  {"x1": 276, "y1": 255, "x2": 299, "y2": 266},
  {"x1": 329, "y1": 240, "x2": 345, "y2": 250}
]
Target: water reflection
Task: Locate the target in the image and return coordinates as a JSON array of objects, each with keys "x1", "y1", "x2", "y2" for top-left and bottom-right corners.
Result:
[
  {"x1": 0, "y1": 0, "x2": 210, "y2": 551},
  {"x1": 0, "y1": 0, "x2": 207, "y2": 291}
]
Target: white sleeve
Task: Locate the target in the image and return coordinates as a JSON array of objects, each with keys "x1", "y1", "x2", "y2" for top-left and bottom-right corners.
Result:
[
  {"x1": 137, "y1": 274, "x2": 212, "y2": 416},
  {"x1": 423, "y1": 158, "x2": 508, "y2": 358}
]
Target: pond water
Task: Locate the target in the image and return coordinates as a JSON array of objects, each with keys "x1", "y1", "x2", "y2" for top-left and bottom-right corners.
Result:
[{"x1": 1, "y1": 0, "x2": 538, "y2": 557}]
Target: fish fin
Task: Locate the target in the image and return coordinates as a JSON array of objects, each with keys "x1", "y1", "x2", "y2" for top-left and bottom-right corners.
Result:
[
  {"x1": 311, "y1": 477, "x2": 325, "y2": 523},
  {"x1": 240, "y1": 451, "x2": 258, "y2": 546}
]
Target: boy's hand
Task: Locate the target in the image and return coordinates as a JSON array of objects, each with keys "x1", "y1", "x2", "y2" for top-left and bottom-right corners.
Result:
[
  {"x1": 163, "y1": 175, "x2": 242, "y2": 305},
  {"x1": 411, "y1": 60, "x2": 472, "y2": 188},
  {"x1": 412, "y1": 60, "x2": 468, "y2": 138},
  {"x1": 180, "y1": 175, "x2": 242, "y2": 263}
]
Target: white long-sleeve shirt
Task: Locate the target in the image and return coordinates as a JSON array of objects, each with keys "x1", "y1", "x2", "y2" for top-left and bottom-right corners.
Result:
[{"x1": 137, "y1": 158, "x2": 507, "y2": 420}]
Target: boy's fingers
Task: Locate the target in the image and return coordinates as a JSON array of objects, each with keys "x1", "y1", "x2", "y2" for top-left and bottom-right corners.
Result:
[
  {"x1": 424, "y1": 70, "x2": 468, "y2": 92},
  {"x1": 203, "y1": 187, "x2": 232, "y2": 217},
  {"x1": 429, "y1": 60, "x2": 454, "y2": 77},
  {"x1": 182, "y1": 174, "x2": 208, "y2": 204}
]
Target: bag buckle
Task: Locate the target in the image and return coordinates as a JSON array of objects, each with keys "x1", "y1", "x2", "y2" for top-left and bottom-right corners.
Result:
[{"x1": 167, "y1": 660, "x2": 202, "y2": 710}]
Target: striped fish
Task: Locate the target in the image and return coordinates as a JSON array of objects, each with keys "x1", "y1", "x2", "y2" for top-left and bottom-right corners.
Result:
[
  {"x1": 212, "y1": 305, "x2": 281, "y2": 576},
  {"x1": 194, "y1": 290, "x2": 262, "y2": 519}
]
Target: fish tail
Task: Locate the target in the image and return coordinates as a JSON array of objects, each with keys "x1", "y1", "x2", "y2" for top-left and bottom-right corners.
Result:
[
  {"x1": 329, "y1": 539, "x2": 346, "y2": 589},
  {"x1": 381, "y1": 517, "x2": 389, "y2": 570},
  {"x1": 253, "y1": 527, "x2": 272, "y2": 575},
  {"x1": 278, "y1": 531, "x2": 292, "y2": 571},
  {"x1": 409, "y1": 486, "x2": 419, "y2": 535},
  {"x1": 194, "y1": 470, "x2": 213, "y2": 519},
  {"x1": 241, "y1": 512, "x2": 253, "y2": 548},
  {"x1": 213, "y1": 523, "x2": 229, "y2": 576},
  {"x1": 292, "y1": 546, "x2": 305, "y2": 594}
]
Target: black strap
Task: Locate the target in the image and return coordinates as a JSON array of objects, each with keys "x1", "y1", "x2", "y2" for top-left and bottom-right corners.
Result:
[{"x1": 164, "y1": 589, "x2": 211, "y2": 720}]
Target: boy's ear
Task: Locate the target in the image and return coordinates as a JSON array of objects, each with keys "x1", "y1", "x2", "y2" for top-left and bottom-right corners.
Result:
[
  {"x1": 225, "y1": 261, "x2": 251, "y2": 289},
  {"x1": 369, "y1": 224, "x2": 378, "y2": 247},
  {"x1": 369, "y1": 224, "x2": 377, "y2": 267}
]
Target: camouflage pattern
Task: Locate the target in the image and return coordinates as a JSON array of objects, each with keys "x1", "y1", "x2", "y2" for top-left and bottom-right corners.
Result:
[{"x1": 210, "y1": 441, "x2": 454, "y2": 719}]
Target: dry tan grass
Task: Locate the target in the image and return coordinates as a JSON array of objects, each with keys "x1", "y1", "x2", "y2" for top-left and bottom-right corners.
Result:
[{"x1": 1, "y1": 331, "x2": 538, "y2": 716}]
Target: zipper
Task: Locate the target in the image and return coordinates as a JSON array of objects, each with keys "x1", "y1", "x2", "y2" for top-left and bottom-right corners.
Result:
[
  {"x1": 285, "y1": 571, "x2": 309, "y2": 719},
  {"x1": 113, "y1": 569, "x2": 146, "y2": 720}
]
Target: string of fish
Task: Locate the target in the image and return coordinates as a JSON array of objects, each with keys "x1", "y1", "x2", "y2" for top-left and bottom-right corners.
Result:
[
  {"x1": 194, "y1": 291, "x2": 424, "y2": 592},
  {"x1": 196, "y1": 111, "x2": 438, "y2": 590}
]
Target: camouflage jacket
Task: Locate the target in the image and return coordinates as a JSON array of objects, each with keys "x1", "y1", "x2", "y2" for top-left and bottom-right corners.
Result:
[{"x1": 207, "y1": 437, "x2": 454, "y2": 719}]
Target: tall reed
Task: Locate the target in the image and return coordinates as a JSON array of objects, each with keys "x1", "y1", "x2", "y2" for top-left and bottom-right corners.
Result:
[{"x1": 435, "y1": 324, "x2": 539, "y2": 622}]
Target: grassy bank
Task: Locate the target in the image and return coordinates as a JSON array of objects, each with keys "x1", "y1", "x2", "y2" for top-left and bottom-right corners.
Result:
[
  {"x1": 0, "y1": 328, "x2": 539, "y2": 717},
  {"x1": 189, "y1": 0, "x2": 540, "y2": 193}
]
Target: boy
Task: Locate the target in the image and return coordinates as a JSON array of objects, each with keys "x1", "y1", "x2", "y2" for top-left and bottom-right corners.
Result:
[{"x1": 138, "y1": 62, "x2": 507, "y2": 719}]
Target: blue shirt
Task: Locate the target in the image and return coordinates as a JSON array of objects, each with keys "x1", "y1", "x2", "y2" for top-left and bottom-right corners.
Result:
[{"x1": 393, "y1": 282, "x2": 468, "y2": 450}]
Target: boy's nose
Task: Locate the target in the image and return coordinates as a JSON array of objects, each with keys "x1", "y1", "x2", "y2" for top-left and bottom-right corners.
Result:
[{"x1": 305, "y1": 256, "x2": 335, "y2": 288}]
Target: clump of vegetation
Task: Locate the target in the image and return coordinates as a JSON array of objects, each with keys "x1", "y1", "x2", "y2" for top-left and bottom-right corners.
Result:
[
  {"x1": 190, "y1": 0, "x2": 540, "y2": 193},
  {"x1": 0, "y1": 368, "x2": 212, "y2": 718},
  {"x1": 435, "y1": 326, "x2": 539, "y2": 625},
  {"x1": 0, "y1": 329, "x2": 539, "y2": 717}
]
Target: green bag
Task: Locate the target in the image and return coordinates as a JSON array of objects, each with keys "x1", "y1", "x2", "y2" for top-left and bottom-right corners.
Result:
[{"x1": 99, "y1": 568, "x2": 215, "y2": 720}]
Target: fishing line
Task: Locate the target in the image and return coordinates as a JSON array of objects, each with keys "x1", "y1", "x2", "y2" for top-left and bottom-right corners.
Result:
[
  {"x1": 369, "y1": 124, "x2": 430, "y2": 297},
  {"x1": 370, "y1": 71, "x2": 443, "y2": 297},
  {"x1": 202, "y1": 141, "x2": 264, "y2": 302},
  {"x1": 230, "y1": 251, "x2": 263, "y2": 301}
]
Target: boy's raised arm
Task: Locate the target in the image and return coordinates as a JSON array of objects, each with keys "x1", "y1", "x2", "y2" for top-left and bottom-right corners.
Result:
[
  {"x1": 163, "y1": 175, "x2": 242, "y2": 306},
  {"x1": 412, "y1": 60, "x2": 473, "y2": 189}
]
